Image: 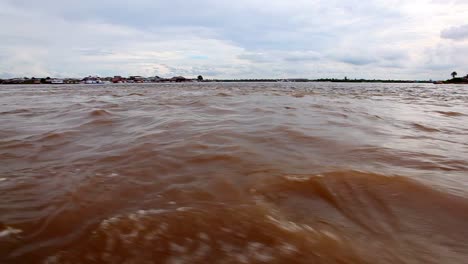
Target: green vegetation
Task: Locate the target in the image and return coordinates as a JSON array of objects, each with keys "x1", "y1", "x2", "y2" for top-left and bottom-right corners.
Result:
[
  {"x1": 444, "y1": 71, "x2": 468, "y2": 84},
  {"x1": 201, "y1": 78, "x2": 432, "y2": 83},
  {"x1": 312, "y1": 78, "x2": 430, "y2": 83}
]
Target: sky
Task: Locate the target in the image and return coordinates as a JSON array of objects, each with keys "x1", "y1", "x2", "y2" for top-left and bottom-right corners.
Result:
[{"x1": 0, "y1": 0, "x2": 467, "y2": 80}]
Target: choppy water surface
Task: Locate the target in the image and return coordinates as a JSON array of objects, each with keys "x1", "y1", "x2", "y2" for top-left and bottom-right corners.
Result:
[{"x1": 1, "y1": 83, "x2": 468, "y2": 263}]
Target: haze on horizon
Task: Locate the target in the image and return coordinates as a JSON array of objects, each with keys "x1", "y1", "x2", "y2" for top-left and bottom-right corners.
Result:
[{"x1": 0, "y1": 0, "x2": 467, "y2": 80}]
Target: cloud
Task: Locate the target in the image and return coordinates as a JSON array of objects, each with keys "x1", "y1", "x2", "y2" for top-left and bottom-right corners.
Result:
[
  {"x1": 0, "y1": 0, "x2": 467, "y2": 79},
  {"x1": 283, "y1": 52, "x2": 322, "y2": 62},
  {"x1": 421, "y1": 43, "x2": 468, "y2": 70},
  {"x1": 238, "y1": 53, "x2": 275, "y2": 63},
  {"x1": 339, "y1": 56, "x2": 378, "y2": 66},
  {"x1": 441, "y1": 24, "x2": 468, "y2": 40},
  {"x1": 77, "y1": 49, "x2": 115, "y2": 56}
]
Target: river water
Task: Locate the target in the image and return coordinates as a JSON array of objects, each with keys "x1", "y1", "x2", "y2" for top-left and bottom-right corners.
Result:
[{"x1": 0, "y1": 83, "x2": 467, "y2": 263}]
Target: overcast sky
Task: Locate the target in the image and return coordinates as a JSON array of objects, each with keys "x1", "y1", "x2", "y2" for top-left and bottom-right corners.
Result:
[{"x1": 1, "y1": 0, "x2": 467, "y2": 79}]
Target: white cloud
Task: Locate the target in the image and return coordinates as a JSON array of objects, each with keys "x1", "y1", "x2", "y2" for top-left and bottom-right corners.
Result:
[
  {"x1": 441, "y1": 24, "x2": 468, "y2": 40},
  {"x1": 0, "y1": 0, "x2": 468, "y2": 79}
]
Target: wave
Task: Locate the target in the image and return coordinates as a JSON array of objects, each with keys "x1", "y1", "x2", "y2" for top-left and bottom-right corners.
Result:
[
  {"x1": 0, "y1": 109, "x2": 31, "y2": 115},
  {"x1": 29, "y1": 171, "x2": 468, "y2": 263},
  {"x1": 89, "y1": 109, "x2": 112, "y2": 117},
  {"x1": 43, "y1": 205, "x2": 362, "y2": 264},
  {"x1": 411, "y1": 122, "x2": 441, "y2": 132},
  {"x1": 434, "y1": 111, "x2": 465, "y2": 117}
]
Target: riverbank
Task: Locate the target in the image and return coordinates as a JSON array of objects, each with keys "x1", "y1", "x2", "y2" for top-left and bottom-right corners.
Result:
[
  {"x1": 442, "y1": 78, "x2": 468, "y2": 84},
  {"x1": 1, "y1": 77, "x2": 435, "y2": 85}
]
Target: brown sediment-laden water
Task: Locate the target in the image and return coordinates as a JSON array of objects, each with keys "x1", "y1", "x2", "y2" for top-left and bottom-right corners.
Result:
[{"x1": 0, "y1": 82, "x2": 467, "y2": 263}]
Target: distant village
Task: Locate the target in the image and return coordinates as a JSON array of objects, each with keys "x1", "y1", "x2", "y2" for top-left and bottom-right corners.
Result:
[
  {"x1": 0, "y1": 75, "x2": 436, "y2": 85},
  {"x1": 0, "y1": 75, "x2": 201, "y2": 85},
  {"x1": 1, "y1": 72, "x2": 466, "y2": 85}
]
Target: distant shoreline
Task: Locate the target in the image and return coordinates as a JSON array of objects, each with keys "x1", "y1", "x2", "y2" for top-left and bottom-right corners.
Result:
[
  {"x1": 3, "y1": 74, "x2": 467, "y2": 85},
  {"x1": 207, "y1": 79, "x2": 433, "y2": 83},
  {"x1": 440, "y1": 79, "x2": 468, "y2": 84},
  {"x1": 0, "y1": 81, "x2": 435, "y2": 85},
  {"x1": 0, "y1": 76, "x2": 437, "y2": 85}
]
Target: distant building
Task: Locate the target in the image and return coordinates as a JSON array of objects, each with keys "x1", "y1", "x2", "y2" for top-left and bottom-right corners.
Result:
[
  {"x1": 64, "y1": 78, "x2": 80, "y2": 84},
  {"x1": 83, "y1": 76, "x2": 103, "y2": 84},
  {"x1": 129, "y1": 76, "x2": 145, "y2": 83},
  {"x1": 4, "y1": 78, "x2": 27, "y2": 84},
  {"x1": 51, "y1": 78, "x2": 64, "y2": 84},
  {"x1": 112, "y1": 76, "x2": 126, "y2": 83},
  {"x1": 147, "y1": 76, "x2": 164, "y2": 82}
]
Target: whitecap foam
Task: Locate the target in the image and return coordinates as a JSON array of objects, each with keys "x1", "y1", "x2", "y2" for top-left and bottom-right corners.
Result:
[
  {"x1": 284, "y1": 175, "x2": 311, "y2": 182},
  {"x1": 266, "y1": 215, "x2": 304, "y2": 232},
  {"x1": 0, "y1": 226, "x2": 22, "y2": 238},
  {"x1": 284, "y1": 174, "x2": 324, "y2": 182}
]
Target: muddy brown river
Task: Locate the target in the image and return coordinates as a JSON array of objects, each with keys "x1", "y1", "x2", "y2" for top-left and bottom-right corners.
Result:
[{"x1": 1, "y1": 82, "x2": 467, "y2": 263}]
